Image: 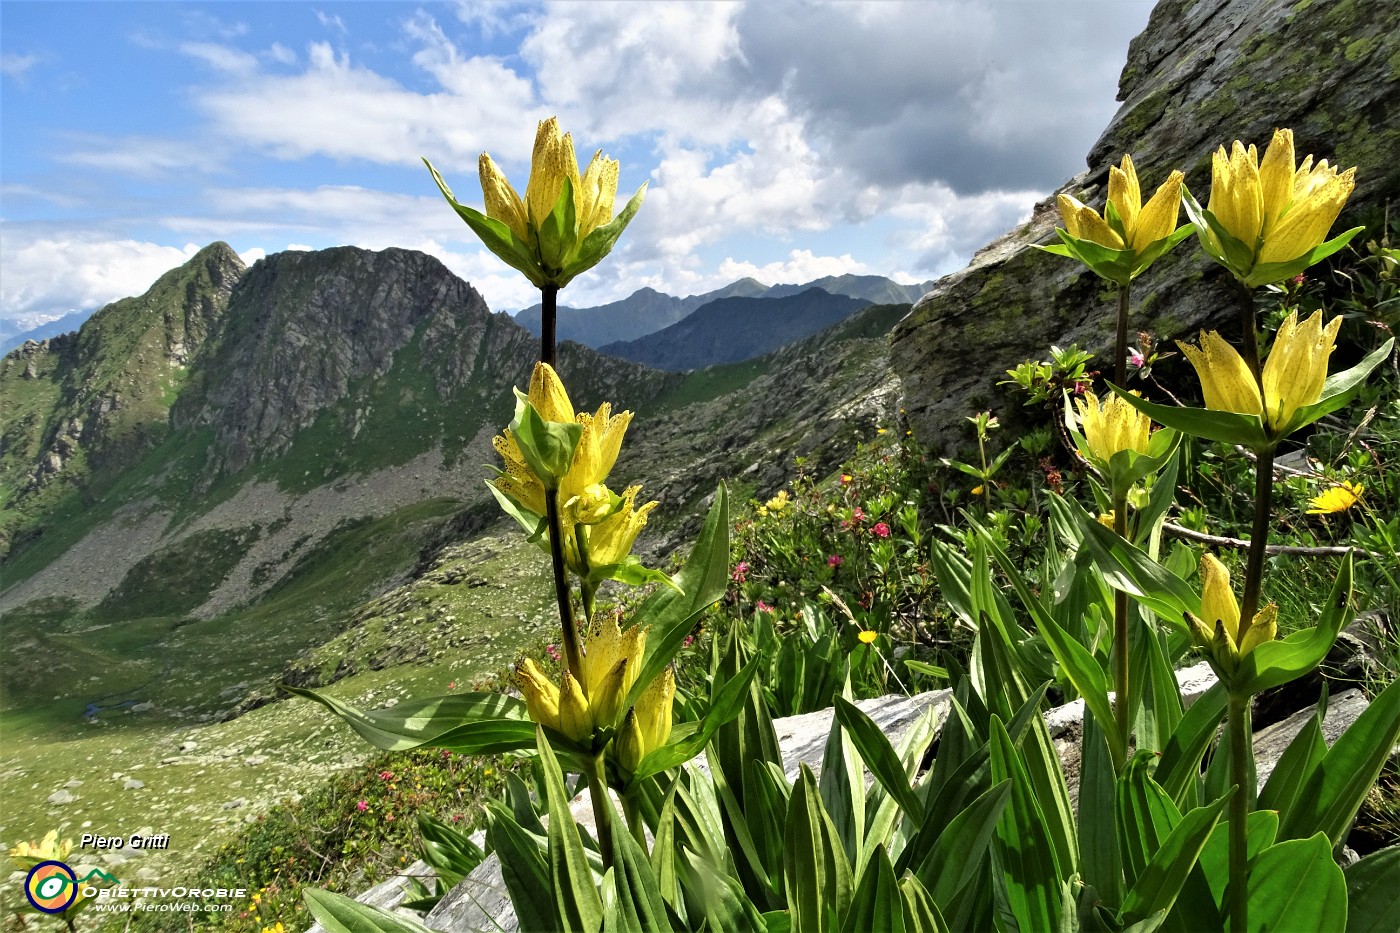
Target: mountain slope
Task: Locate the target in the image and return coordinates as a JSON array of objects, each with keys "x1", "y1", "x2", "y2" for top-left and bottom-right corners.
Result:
[
  {"x1": 598, "y1": 287, "x2": 872, "y2": 371},
  {"x1": 0, "y1": 311, "x2": 95, "y2": 357},
  {"x1": 513, "y1": 278, "x2": 772, "y2": 347},
  {"x1": 0, "y1": 242, "x2": 245, "y2": 558}
]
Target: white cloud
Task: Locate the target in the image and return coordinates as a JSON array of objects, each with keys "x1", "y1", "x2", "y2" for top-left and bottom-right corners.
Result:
[
  {"x1": 315, "y1": 10, "x2": 348, "y2": 34},
  {"x1": 180, "y1": 41, "x2": 259, "y2": 75},
  {"x1": 0, "y1": 234, "x2": 201, "y2": 323},
  {"x1": 716, "y1": 250, "x2": 871, "y2": 286},
  {"x1": 1, "y1": 52, "x2": 42, "y2": 82},
  {"x1": 57, "y1": 134, "x2": 224, "y2": 177}
]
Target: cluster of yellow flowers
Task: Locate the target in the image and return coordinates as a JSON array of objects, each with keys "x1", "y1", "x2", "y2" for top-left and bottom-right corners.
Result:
[
  {"x1": 517, "y1": 615, "x2": 674, "y2": 772},
  {"x1": 492, "y1": 362, "x2": 657, "y2": 577},
  {"x1": 1178, "y1": 309, "x2": 1341, "y2": 438},
  {"x1": 1188, "y1": 554, "x2": 1278, "y2": 671}
]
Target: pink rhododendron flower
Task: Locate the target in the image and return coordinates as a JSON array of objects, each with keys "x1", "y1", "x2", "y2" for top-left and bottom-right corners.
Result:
[
  {"x1": 828, "y1": 554, "x2": 844, "y2": 567},
  {"x1": 356, "y1": 801, "x2": 368, "y2": 812},
  {"x1": 872, "y1": 522, "x2": 891, "y2": 538},
  {"x1": 732, "y1": 561, "x2": 749, "y2": 583}
]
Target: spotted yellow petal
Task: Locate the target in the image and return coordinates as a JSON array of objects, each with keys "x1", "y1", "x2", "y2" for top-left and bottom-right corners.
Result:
[{"x1": 1177, "y1": 331, "x2": 1263, "y2": 416}]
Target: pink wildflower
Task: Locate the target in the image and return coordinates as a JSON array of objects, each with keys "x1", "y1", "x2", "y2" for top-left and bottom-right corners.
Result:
[
  {"x1": 755, "y1": 600, "x2": 774, "y2": 612},
  {"x1": 356, "y1": 800, "x2": 368, "y2": 812},
  {"x1": 732, "y1": 561, "x2": 749, "y2": 583},
  {"x1": 379, "y1": 770, "x2": 394, "y2": 781},
  {"x1": 872, "y1": 522, "x2": 891, "y2": 538},
  {"x1": 682, "y1": 635, "x2": 695, "y2": 648},
  {"x1": 545, "y1": 644, "x2": 561, "y2": 661},
  {"x1": 827, "y1": 554, "x2": 844, "y2": 568},
  {"x1": 852, "y1": 507, "x2": 865, "y2": 522},
  {"x1": 1129, "y1": 348, "x2": 1145, "y2": 369}
]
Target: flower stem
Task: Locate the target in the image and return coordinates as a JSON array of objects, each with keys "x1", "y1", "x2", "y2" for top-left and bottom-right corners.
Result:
[
  {"x1": 1115, "y1": 282, "x2": 1131, "y2": 387},
  {"x1": 1238, "y1": 281, "x2": 1261, "y2": 383},
  {"x1": 1112, "y1": 488, "x2": 1131, "y2": 769},
  {"x1": 545, "y1": 490, "x2": 584, "y2": 681},
  {"x1": 587, "y1": 753, "x2": 616, "y2": 871},
  {"x1": 1239, "y1": 445, "x2": 1275, "y2": 642},
  {"x1": 623, "y1": 791, "x2": 648, "y2": 853},
  {"x1": 1226, "y1": 692, "x2": 1251, "y2": 933},
  {"x1": 541, "y1": 285, "x2": 560, "y2": 367}
]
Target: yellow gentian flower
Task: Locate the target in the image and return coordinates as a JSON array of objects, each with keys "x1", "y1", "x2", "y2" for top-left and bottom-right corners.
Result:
[
  {"x1": 1074, "y1": 390, "x2": 1152, "y2": 463},
  {"x1": 1307, "y1": 480, "x2": 1363, "y2": 515},
  {"x1": 584, "y1": 485, "x2": 658, "y2": 569},
  {"x1": 491, "y1": 362, "x2": 634, "y2": 518},
  {"x1": 1197, "y1": 128, "x2": 1357, "y2": 284},
  {"x1": 765, "y1": 489, "x2": 790, "y2": 512},
  {"x1": 427, "y1": 117, "x2": 646, "y2": 289},
  {"x1": 8, "y1": 831, "x2": 73, "y2": 867},
  {"x1": 1188, "y1": 554, "x2": 1278, "y2": 670},
  {"x1": 516, "y1": 658, "x2": 561, "y2": 732},
  {"x1": 1048, "y1": 154, "x2": 1188, "y2": 283},
  {"x1": 1177, "y1": 309, "x2": 1340, "y2": 437}
]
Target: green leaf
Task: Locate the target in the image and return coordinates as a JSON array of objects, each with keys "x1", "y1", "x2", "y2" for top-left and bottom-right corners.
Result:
[
  {"x1": 1244, "y1": 226, "x2": 1364, "y2": 287},
  {"x1": 302, "y1": 888, "x2": 436, "y2": 933},
  {"x1": 821, "y1": 683, "x2": 867, "y2": 865},
  {"x1": 1129, "y1": 223, "x2": 1197, "y2": 279},
  {"x1": 1281, "y1": 338, "x2": 1395, "y2": 436},
  {"x1": 1077, "y1": 715, "x2": 1124, "y2": 907},
  {"x1": 1257, "y1": 704, "x2": 1326, "y2": 818},
  {"x1": 1110, "y1": 387, "x2": 1270, "y2": 449},
  {"x1": 487, "y1": 479, "x2": 549, "y2": 542},
  {"x1": 988, "y1": 717, "x2": 1063, "y2": 933},
  {"x1": 417, "y1": 813, "x2": 485, "y2": 888},
  {"x1": 899, "y1": 876, "x2": 952, "y2": 933},
  {"x1": 423, "y1": 158, "x2": 545, "y2": 286},
  {"x1": 600, "y1": 784, "x2": 674, "y2": 933},
  {"x1": 510, "y1": 394, "x2": 583, "y2": 485},
  {"x1": 1154, "y1": 681, "x2": 1228, "y2": 810},
  {"x1": 1118, "y1": 789, "x2": 1230, "y2": 922},
  {"x1": 589, "y1": 555, "x2": 678, "y2": 591},
  {"x1": 841, "y1": 845, "x2": 906, "y2": 933},
  {"x1": 538, "y1": 174, "x2": 579, "y2": 275},
  {"x1": 1116, "y1": 751, "x2": 1183, "y2": 891},
  {"x1": 1235, "y1": 553, "x2": 1352, "y2": 696},
  {"x1": 569, "y1": 183, "x2": 648, "y2": 281},
  {"x1": 1345, "y1": 845, "x2": 1400, "y2": 933},
  {"x1": 1034, "y1": 611, "x2": 1125, "y2": 767},
  {"x1": 282, "y1": 686, "x2": 527, "y2": 751},
  {"x1": 1182, "y1": 808, "x2": 1277, "y2": 929},
  {"x1": 785, "y1": 764, "x2": 854, "y2": 933},
  {"x1": 1280, "y1": 674, "x2": 1400, "y2": 846},
  {"x1": 1247, "y1": 834, "x2": 1347, "y2": 933},
  {"x1": 678, "y1": 849, "x2": 767, "y2": 933},
  {"x1": 833, "y1": 696, "x2": 924, "y2": 822},
  {"x1": 1052, "y1": 493, "x2": 1197, "y2": 631},
  {"x1": 485, "y1": 800, "x2": 558, "y2": 933},
  {"x1": 623, "y1": 483, "x2": 730, "y2": 715},
  {"x1": 539, "y1": 727, "x2": 603, "y2": 933},
  {"x1": 912, "y1": 779, "x2": 1012, "y2": 916}
]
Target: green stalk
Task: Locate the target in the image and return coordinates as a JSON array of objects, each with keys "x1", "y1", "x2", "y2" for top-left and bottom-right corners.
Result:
[
  {"x1": 587, "y1": 753, "x2": 617, "y2": 871},
  {"x1": 1239, "y1": 445, "x2": 1275, "y2": 641},
  {"x1": 545, "y1": 490, "x2": 584, "y2": 681},
  {"x1": 1115, "y1": 282, "x2": 1131, "y2": 387},
  {"x1": 1112, "y1": 488, "x2": 1131, "y2": 770},
  {"x1": 1226, "y1": 692, "x2": 1251, "y2": 933},
  {"x1": 1238, "y1": 281, "x2": 1261, "y2": 383},
  {"x1": 541, "y1": 285, "x2": 560, "y2": 368},
  {"x1": 623, "y1": 792, "x2": 648, "y2": 852}
]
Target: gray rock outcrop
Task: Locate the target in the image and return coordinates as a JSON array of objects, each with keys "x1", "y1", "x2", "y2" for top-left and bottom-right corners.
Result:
[{"x1": 891, "y1": 0, "x2": 1400, "y2": 451}]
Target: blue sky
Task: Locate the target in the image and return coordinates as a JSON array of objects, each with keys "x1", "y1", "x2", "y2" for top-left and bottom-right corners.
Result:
[{"x1": 1, "y1": 0, "x2": 1155, "y2": 331}]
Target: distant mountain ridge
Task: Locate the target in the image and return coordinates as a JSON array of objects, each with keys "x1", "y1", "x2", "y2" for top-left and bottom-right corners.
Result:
[
  {"x1": 599, "y1": 287, "x2": 874, "y2": 371},
  {"x1": 1, "y1": 311, "x2": 95, "y2": 356},
  {"x1": 515, "y1": 273, "x2": 934, "y2": 348}
]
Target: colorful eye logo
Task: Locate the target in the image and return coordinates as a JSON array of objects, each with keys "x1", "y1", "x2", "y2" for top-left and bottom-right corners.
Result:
[{"x1": 25, "y1": 861, "x2": 78, "y2": 913}]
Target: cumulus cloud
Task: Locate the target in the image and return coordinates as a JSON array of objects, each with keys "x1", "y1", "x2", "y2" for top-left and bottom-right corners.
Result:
[
  {"x1": 0, "y1": 234, "x2": 202, "y2": 323},
  {"x1": 1, "y1": 52, "x2": 42, "y2": 82}
]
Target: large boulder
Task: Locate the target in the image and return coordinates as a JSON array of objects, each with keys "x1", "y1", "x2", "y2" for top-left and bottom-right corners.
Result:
[{"x1": 890, "y1": 0, "x2": 1400, "y2": 452}]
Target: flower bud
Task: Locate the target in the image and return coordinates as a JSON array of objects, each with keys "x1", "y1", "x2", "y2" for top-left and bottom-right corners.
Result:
[
  {"x1": 634, "y1": 666, "x2": 675, "y2": 755},
  {"x1": 558, "y1": 671, "x2": 593, "y2": 742},
  {"x1": 515, "y1": 658, "x2": 560, "y2": 732},
  {"x1": 590, "y1": 658, "x2": 630, "y2": 731},
  {"x1": 614, "y1": 709, "x2": 645, "y2": 774}
]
